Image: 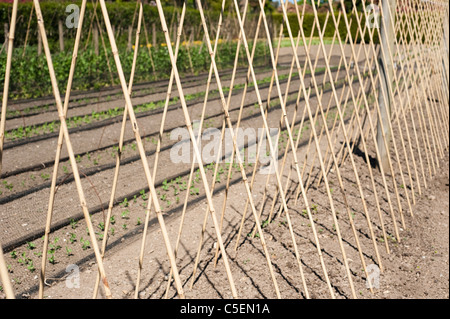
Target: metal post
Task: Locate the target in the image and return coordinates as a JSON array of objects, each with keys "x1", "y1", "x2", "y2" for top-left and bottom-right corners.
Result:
[{"x1": 376, "y1": 0, "x2": 396, "y2": 171}]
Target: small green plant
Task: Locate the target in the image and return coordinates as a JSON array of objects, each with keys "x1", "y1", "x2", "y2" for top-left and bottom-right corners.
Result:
[
  {"x1": 80, "y1": 237, "x2": 91, "y2": 250},
  {"x1": 26, "y1": 242, "x2": 36, "y2": 250},
  {"x1": 10, "y1": 250, "x2": 17, "y2": 259},
  {"x1": 2, "y1": 180, "x2": 13, "y2": 191},
  {"x1": 66, "y1": 247, "x2": 73, "y2": 256},
  {"x1": 70, "y1": 218, "x2": 78, "y2": 229},
  {"x1": 69, "y1": 233, "x2": 77, "y2": 244},
  {"x1": 40, "y1": 173, "x2": 50, "y2": 181},
  {"x1": 121, "y1": 209, "x2": 130, "y2": 219},
  {"x1": 120, "y1": 197, "x2": 129, "y2": 207},
  {"x1": 140, "y1": 189, "x2": 148, "y2": 201},
  {"x1": 27, "y1": 260, "x2": 35, "y2": 272},
  {"x1": 18, "y1": 252, "x2": 28, "y2": 264},
  {"x1": 190, "y1": 187, "x2": 200, "y2": 196}
]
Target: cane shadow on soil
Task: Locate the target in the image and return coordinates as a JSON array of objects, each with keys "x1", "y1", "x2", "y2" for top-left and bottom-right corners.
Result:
[
  {"x1": 299, "y1": 168, "x2": 401, "y2": 242},
  {"x1": 135, "y1": 230, "x2": 227, "y2": 299},
  {"x1": 228, "y1": 203, "x2": 345, "y2": 298}
]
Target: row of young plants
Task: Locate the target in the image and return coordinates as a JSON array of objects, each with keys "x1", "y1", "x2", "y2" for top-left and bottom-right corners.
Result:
[
  {"x1": 0, "y1": 147, "x2": 258, "y2": 291},
  {"x1": 3, "y1": 62, "x2": 297, "y2": 142},
  {"x1": 6, "y1": 61, "x2": 358, "y2": 144}
]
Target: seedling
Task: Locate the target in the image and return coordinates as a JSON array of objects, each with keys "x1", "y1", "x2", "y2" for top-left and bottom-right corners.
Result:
[
  {"x1": 120, "y1": 197, "x2": 129, "y2": 207},
  {"x1": 10, "y1": 250, "x2": 17, "y2": 259},
  {"x1": 80, "y1": 238, "x2": 90, "y2": 250},
  {"x1": 140, "y1": 189, "x2": 148, "y2": 200},
  {"x1": 62, "y1": 166, "x2": 70, "y2": 175},
  {"x1": 27, "y1": 260, "x2": 35, "y2": 272},
  {"x1": 26, "y1": 242, "x2": 36, "y2": 250},
  {"x1": 69, "y1": 233, "x2": 77, "y2": 244},
  {"x1": 70, "y1": 218, "x2": 78, "y2": 229},
  {"x1": 18, "y1": 252, "x2": 28, "y2": 264},
  {"x1": 190, "y1": 187, "x2": 200, "y2": 196},
  {"x1": 121, "y1": 209, "x2": 130, "y2": 219},
  {"x1": 2, "y1": 180, "x2": 13, "y2": 191}
]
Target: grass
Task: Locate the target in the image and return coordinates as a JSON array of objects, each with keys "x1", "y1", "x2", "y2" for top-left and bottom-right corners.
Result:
[{"x1": 277, "y1": 37, "x2": 335, "y2": 48}]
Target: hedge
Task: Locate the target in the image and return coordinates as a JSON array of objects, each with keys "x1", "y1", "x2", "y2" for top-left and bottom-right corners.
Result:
[{"x1": 0, "y1": 1, "x2": 382, "y2": 50}]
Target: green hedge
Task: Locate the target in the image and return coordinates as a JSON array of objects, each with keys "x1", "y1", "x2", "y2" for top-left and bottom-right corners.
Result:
[
  {"x1": 1, "y1": 1, "x2": 382, "y2": 50},
  {"x1": 272, "y1": 12, "x2": 380, "y2": 44},
  {"x1": 0, "y1": 1, "x2": 214, "y2": 49}
]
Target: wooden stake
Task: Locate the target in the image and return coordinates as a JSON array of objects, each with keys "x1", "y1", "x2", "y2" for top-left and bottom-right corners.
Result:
[
  {"x1": 33, "y1": 0, "x2": 112, "y2": 299},
  {"x1": 0, "y1": 243, "x2": 14, "y2": 299},
  {"x1": 0, "y1": 0, "x2": 18, "y2": 177}
]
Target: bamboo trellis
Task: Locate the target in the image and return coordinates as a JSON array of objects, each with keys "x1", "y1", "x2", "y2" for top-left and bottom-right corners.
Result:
[{"x1": 0, "y1": 0, "x2": 448, "y2": 299}]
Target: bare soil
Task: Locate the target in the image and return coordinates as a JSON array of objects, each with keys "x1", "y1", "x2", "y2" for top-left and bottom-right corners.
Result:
[{"x1": 0, "y1": 45, "x2": 447, "y2": 299}]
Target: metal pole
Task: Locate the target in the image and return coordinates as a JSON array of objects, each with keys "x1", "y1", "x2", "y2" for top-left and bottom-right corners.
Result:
[{"x1": 377, "y1": 0, "x2": 396, "y2": 171}]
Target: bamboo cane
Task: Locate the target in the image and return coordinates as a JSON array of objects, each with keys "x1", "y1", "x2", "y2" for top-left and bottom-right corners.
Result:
[
  {"x1": 137, "y1": 0, "x2": 189, "y2": 299},
  {"x1": 0, "y1": 0, "x2": 18, "y2": 177},
  {"x1": 153, "y1": 0, "x2": 238, "y2": 298},
  {"x1": 39, "y1": 0, "x2": 88, "y2": 300},
  {"x1": 189, "y1": 0, "x2": 282, "y2": 298},
  {"x1": 292, "y1": 0, "x2": 384, "y2": 279},
  {"x1": 189, "y1": 0, "x2": 253, "y2": 288},
  {"x1": 93, "y1": 0, "x2": 144, "y2": 299},
  {"x1": 97, "y1": 0, "x2": 186, "y2": 298},
  {"x1": 0, "y1": 243, "x2": 14, "y2": 299},
  {"x1": 233, "y1": 0, "x2": 341, "y2": 298},
  {"x1": 22, "y1": 2, "x2": 34, "y2": 58},
  {"x1": 33, "y1": 0, "x2": 112, "y2": 298}
]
